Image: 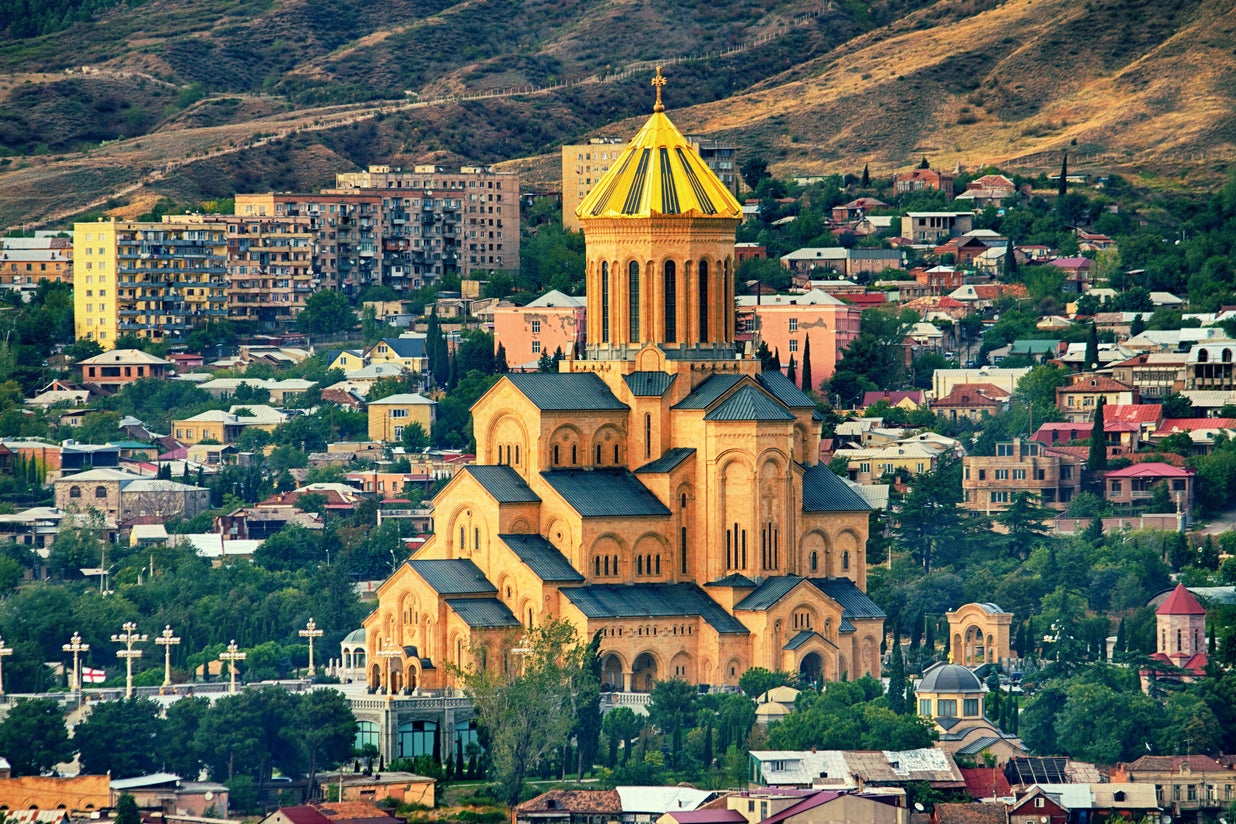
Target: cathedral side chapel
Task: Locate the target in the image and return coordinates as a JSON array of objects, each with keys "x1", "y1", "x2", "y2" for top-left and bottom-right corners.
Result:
[{"x1": 364, "y1": 71, "x2": 885, "y2": 693}]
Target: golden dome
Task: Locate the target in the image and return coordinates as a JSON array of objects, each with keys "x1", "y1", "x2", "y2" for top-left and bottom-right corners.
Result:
[{"x1": 576, "y1": 73, "x2": 743, "y2": 222}]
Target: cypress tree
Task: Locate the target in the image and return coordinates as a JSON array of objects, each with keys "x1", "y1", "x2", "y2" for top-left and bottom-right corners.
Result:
[
  {"x1": 1130, "y1": 314, "x2": 1146, "y2": 336},
  {"x1": 801, "y1": 335, "x2": 813, "y2": 394},
  {"x1": 495, "y1": 343, "x2": 508, "y2": 373},
  {"x1": 1058, "y1": 152, "x2": 1068, "y2": 197},
  {"x1": 1115, "y1": 616, "x2": 1127, "y2": 654},
  {"x1": 1089, "y1": 395, "x2": 1108, "y2": 472},
  {"x1": 703, "y1": 722, "x2": 714, "y2": 769},
  {"x1": 925, "y1": 618, "x2": 936, "y2": 652},
  {"x1": 786, "y1": 355, "x2": 797, "y2": 386},
  {"x1": 861, "y1": 163, "x2": 870, "y2": 187},
  {"x1": 1004, "y1": 242, "x2": 1018, "y2": 279},
  {"x1": 905, "y1": 675, "x2": 916, "y2": 714},
  {"x1": 919, "y1": 156, "x2": 930, "y2": 170},
  {"x1": 1209, "y1": 624, "x2": 1217, "y2": 654},
  {"x1": 887, "y1": 620, "x2": 906, "y2": 714},
  {"x1": 1083, "y1": 514, "x2": 1105, "y2": 544},
  {"x1": 1085, "y1": 322, "x2": 1099, "y2": 369}
]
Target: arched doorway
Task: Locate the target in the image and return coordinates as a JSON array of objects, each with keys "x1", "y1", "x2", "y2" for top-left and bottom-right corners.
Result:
[
  {"x1": 601, "y1": 654, "x2": 625, "y2": 691},
  {"x1": 799, "y1": 652, "x2": 823, "y2": 687},
  {"x1": 632, "y1": 652, "x2": 658, "y2": 692}
]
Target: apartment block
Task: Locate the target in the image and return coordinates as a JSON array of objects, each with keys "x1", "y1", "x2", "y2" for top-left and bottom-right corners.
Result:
[
  {"x1": 899, "y1": 212, "x2": 974, "y2": 245},
  {"x1": 962, "y1": 439, "x2": 1081, "y2": 513},
  {"x1": 1, "y1": 234, "x2": 73, "y2": 295},
  {"x1": 687, "y1": 136, "x2": 739, "y2": 195},
  {"x1": 561, "y1": 138, "x2": 624, "y2": 232},
  {"x1": 74, "y1": 220, "x2": 228, "y2": 348}
]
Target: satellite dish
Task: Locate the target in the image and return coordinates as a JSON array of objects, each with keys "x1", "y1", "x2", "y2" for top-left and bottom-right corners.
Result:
[
  {"x1": 203, "y1": 792, "x2": 213, "y2": 801},
  {"x1": 1041, "y1": 817, "x2": 1048, "y2": 823},
  {"x1": 1164, "y1": 817, "x2": 1172, "y2": 824},
  {"x1": 914, "y1": 803, "x2": 925, "y2": 812}
]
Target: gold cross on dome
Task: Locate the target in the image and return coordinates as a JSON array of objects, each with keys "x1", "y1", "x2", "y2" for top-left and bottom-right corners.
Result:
[{"x1": 652, "y1": 66, "x2": 667, "y2": 112}]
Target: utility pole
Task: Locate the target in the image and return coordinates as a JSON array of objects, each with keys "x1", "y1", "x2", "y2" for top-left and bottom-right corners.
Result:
[
  {"x1": 299, "y1": 618, "x2": 324, "y2": 678},
  {"x1": 219, "y1": 640, "x2": 246, "y2": 694},
  {"x1": 63, "y1": 631, "x2": 89, "y2": 704},
  {"x1": 111, "y1": 621, "x2": 147, "y2": 699},
  {"x1": 155, "y1": 625, "x2": 180, "y2": 693}
]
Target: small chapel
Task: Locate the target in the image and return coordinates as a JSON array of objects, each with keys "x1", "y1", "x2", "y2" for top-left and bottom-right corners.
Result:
[{"x1": 363, "y1": 72, "x2": 885, "y2": 693}]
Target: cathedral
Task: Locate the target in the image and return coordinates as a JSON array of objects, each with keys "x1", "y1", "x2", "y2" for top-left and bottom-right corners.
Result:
[{"x1": 364, "y1": 74, "x2": 885, "y2": 694}]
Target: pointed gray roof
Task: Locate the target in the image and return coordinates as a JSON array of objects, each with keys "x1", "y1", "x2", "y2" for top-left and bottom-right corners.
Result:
[
  {"x1": 635, "y1": 447, "x2": 696, "y2": 474},
  {"x1": 409, "y1": 559, "x2": 497, "y2": 595},
  {"x1": 673, "y1": 374, "x2": 743, "y2": 409},
  {"x1": 623, "y1": 372, "x2": 677, "y2": 396},
  {"x1": 499, "y1": 534, "x2": 585, "y2": 582},
  {"x1": 756, "y1": 370, "x2": 817, "y2": 408},
  {"x1": 704, "y1": 385, "x2": 795, "y2": 422},
  {"x1": 561, "y1": 583, "x2": 748, "y2": 634},
  {"x1": 541, "y1": 469, "x2": 670, "y2": 518}
]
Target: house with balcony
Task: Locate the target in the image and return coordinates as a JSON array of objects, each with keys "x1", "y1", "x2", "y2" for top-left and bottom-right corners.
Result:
[
  {"x1": 962, "y1": 440, "x2": 1081, "y2": 513},
  {"x1": 1104, "y1": 463, "x2": 1194, "y2": 512},
  {"x1": 1109, "y1": 755, "x2": 1236, "y2": 823},
  {"x1": 900, "y1": 212, "x2": 973, "y2": 245},
  {"x1": 1056, "y1": 375, "x2": 1139, "y2": 422}
]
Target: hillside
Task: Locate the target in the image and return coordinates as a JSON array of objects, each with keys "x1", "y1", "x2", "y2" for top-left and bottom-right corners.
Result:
[{"x1": 0, "y1": 0, "x2": 1233, "y2": 229}]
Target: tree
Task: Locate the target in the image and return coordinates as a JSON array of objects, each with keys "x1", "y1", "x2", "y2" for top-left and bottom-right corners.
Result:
[
  {"x1": 739, "y1": 666, "x2": 790, "y2": 699},
  {"x1": 741, "y1": 157, "x2": 769, "y2": 190},
  {"x1": 495, "y1": 343, "x2": 509, "y2": 373},
  {"x1": 801, "y1": 335, "x2": 814, "y2": 394},
  {"x1": 1084, "y1": 323, "x2": 1099, "y2": 370},
  {"x1": 765, "y1": 678, "x2": 934, "y2": 750},
  {"x1": 1161, "y1": 392, "x2": 1194, "y2": 419},
  {"x1": 861, "y1": 164, "x2": 870, "y2": 187},
  {"x1": 601, "y1": 706, "x2": 642, "y2": 767},
  {"x1": 1146, "y1": 482, "x2": 1175, "y2": 514},
  {"x1": 0, "y1": 697, "x2": 72, "y2": 775},
  {"x1": 573, "y1": 631, "x2": 604, "y2": 779},
  {"x1": 74, "y1": 697, "x2": 164, "y2": 778},
  {"x1": 1130, "y1": 313, "x2": 1146, "y2": 336},
  {"x1": 461, "y1": 620, "x2": 592, "y2": 806},
  {"x1": 1058, "y1": 152, "x2": 1068, "y2": 198},
  {"x1": 1089, "y1": 396, "x2": 1108, "y2": 472},
  {"x1": 996, "y1": 492, "x2": 1054, "y2": 559},
  {"x1": 299, "y1": 689, "x2": 358, "y2": 796},
  {"x1": 886, "y1": 622, "x2": 906, "y2": 715},
  {"x1": 115, "y1": 794, "x2": 141, "y2": 824},
  {"x1": 401, "y1": 422, "x2": 429, "y2": 453},
  {"x1": 648, "y1": 678, "x2": 698, "y2": 768},
  {"x1": 918, "y1": 156, "x2": 930, "y2": 170},
  {"x1": 297, "y1": 291, "x2": 356, "y2": 336},
  {"x1": 1003, "y1": 242, "x2": 1019, "y2": 278}
]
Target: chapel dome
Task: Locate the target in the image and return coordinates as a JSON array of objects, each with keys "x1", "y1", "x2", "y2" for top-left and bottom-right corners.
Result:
[{"x1": 916, "y1": 663, "x2": 983, "y2": 694}]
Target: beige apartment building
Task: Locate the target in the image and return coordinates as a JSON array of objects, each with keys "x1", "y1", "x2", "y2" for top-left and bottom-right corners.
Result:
[
  {"x1": 962, "y1": 438, "x2": 1081, "y2": 513},
  {"x1": 561, "y1": 138, "x2": 625, "y2": 232},
  {"x1": 74, "y1": 220, "x2": 228, "y2": 348}
]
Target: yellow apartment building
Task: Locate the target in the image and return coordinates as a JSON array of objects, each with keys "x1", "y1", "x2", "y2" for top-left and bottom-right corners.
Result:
[
  {"x1": 367, "y1": 393, "x2": 437, "y2": 442},
  {"x1": 561, "y1": 138, "x2": 625, "y2": 232}
]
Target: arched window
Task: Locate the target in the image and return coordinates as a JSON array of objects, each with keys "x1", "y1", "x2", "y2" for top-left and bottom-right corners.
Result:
[
  {"x1": 637, "y1": 555, "x2": 644, "y2": 575},
  {"x1": 664, "y1": 260, "x2": 677, "y2": 342},
  {"x1": 69, "y1": 486, "x2": 81, "y2": 499},
  {"x1": 680, "y1": 526, "x2": 688, "y2": 574},
  {"x1": 842, "y1": 551, "x2": 850, "y2": 570},
  {"x1": 698, "y1": 260, "x2": 709, "y2": 342},
  {"x1": 1200, "y1": 349, "x2": 1210, "y2": 363},
  {"x1": 474, "y1": 527, "x2": 480, "y2": 551},
  {"x1": 601, "y1": 261, "x2": 610, "y2": 343},
  {"x1": 596, "y1": 444, "x2": 602, "y2": 464},
  {"x1": 571, "y1": 444, "x2": 577, "y2": 464},
  {"x1": 810, "y1": 551, "x2": 818, "y2": 572},
  {"x1": 460, "y1": 527, "x2": 466, "y2": 551},
  {"x1": 553, "y1": 444, "x2": 560, "y2": 465},
  {"x1": 515, "y1": 445, "x2": 520, "y2": 465},
  {"x1": 95, "y1": 486, "x2": 107, "y2": 498},
  {"x1": 655, "y1": 555, "x2": 661, "y2": 575},
  {"x1": 595, "y1": 557, "x2": 601, "y2": 576},
  {"x1": 644, "y1": 413, "x2": 652, "y2": 459},
  {"x1": 628, "y1": 261, "x2": 641, "y2": 341},
  {"x1": 1224, "y1": 349, "x2": 1232, "y2": 363}
]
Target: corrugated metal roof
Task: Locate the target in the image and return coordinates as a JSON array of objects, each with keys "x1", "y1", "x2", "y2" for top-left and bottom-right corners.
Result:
[
  {"x1": 373, "y1": 337, "x2": 426, "y2": 358},
  {"x1": 623, "y1": 371, "x2": 677, "y2": 396},
  {"x1": 562, "y1": 583, "x2": 748, "y2": 634},
  {"x1": 541, "y1": 469, "x2": 670, "y2": 517},
  {"x1": 499, "y1": 534, "x2": 585, "y2": 582},
  {"x1": 705, "y1": 573, "x2": 757, "y2": 588},
  {"x1": 635, "y1": 447, "x2": 696, "y2": 474},
  {"x1": 956, "y1": 736, "x2": 1003, "y2": 756},
  {"x1": 735, "y1": 576, "x2": 810, "y2": 611},
  {"x1": 801, "y1": 464, "x2": 872, "y2": 512},
  {"x1": 446, "y1": 598, "x2": 522, "y2": 628},
  {"x1": 409, "y1": 559, "x2": 497, "y2": 595},
  {"x1": 811, "y1": 578, "x2": 887, "y2": 619},
  {"x1": 673, "y1": 374, "x2": 743, "y2": 409},
  {"x1": 705, "y1": 386, "x2": 795, "y2": 421},
  {"x1": 839, "y1": 617, "x2": 856, "y2": 633},
  {"x1": 757, "y1": 371, "x2": 817, "y2": 408},
  {"x1": 506, "y1": 372, "x2": 627, "y2": 411},
  {"x1": 783, "y1": 629, "x2": 817, "y2": 650},
  {"x1": 463, "y1": 465, "x2": 541, "y2": 503}
]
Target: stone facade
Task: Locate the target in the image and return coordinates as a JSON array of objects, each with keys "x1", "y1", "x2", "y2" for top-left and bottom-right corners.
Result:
[
  {"x1": 962, "y1": 440, "x2": 1081, "y2": 513},
  {"x1": 946, "y1": 603, "x2": 1014, "y2": 667}
]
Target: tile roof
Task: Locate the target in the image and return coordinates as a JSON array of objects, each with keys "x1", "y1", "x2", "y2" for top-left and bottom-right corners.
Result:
[
  {"x1": 635, "y1": 447, "x2": 696, "y2": 474},
  {"x1": 516, "y1": 790, "x2": 623, "y2": 815},
  {"x1": 313, "y1": 802, "x2": 403, "y2": 824},
  {"x1": 1059, "y1": 375, "x2": 1133, "y2": 393},
  {"x1": 562, "y1": 583, "x2": 748, "y2": 634},
  {"x1": 1104, "y1": 462, "x2": 1194, "y2": 478},
  {"x1": 704, "y1": 385, "x2": 795, "y2": 421},
  {"x1": 673, "y1": 374, "x2": 743, "y2": 409},
  {"x1": 541, "y1": 469, "x2": 670, "y2": 517},
  {"x1": 932, "y1": 803, "x2": 1008, "y2": 824},
  {"x1": 623, "y1": 371, "x2": 677, "y2": 396},
  {"x1": 409, "y1": 559, "x2": 497, "y2": 596},
  {"x1": 801, "y1": 464, "x2": 871, "y2": 512},
  {"x1": 757, "y1": 370, "x2": 818, "y2": 408},
  {"x1": 506, "y1": 372, "x2": 627, "y2": 411},
  {"x1": 811, "y1": 577, "x2": 887, "y2": 619},
  {"x1": 1121, "y1": 754, "x2": 1230, "y2": 773},
  {"x1": 1156, "y1": 583, "x2": 1207, "y2": 616},
  {"x1": 445, "y1": 597, "x2": 522, "y2": 628},
  {"x1": 461, "y1": 465, "x2": 541, "y2": 503},
  {"x1": 499, "y1": 534, "x2": 585, "y2": 582},
  {"x1": 862, "y1": 390, "x2": 925, "y2": 407},
  {"x1": 1159, "y1": 416, "x2": 1236, "y2": 432}
]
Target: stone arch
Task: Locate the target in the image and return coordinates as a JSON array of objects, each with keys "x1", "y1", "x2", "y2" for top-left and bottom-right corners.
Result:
[
  {"x1": 724, "y1": 656, "x2": 743, "y2": 685},
  {"x1": 591, "y1": 533, "x2": 627, "y2": 579},
  {"x1": 404, "y1": 660, "x2": 420, "y2": 691},
  {"x1": 507, "y1": 518, "x2": 532, "y2": 534},
  {"x1": 443, "y1": 502, "x2": 475, "y2": 558},
  {"x1": 601, "y1": 650, "x2": 627, "y2": 690},
  {"x1": 790, "y1": 603, "x2": 817, "y2": 632},
  {"x1": 799, "y1": 651, "x2": 823, "y2": 685},
  {"x1": 835, "y1": 529, "x2": 861, "y2": 577},
  {"x1": 633, "y1": 532, "x2": 669, "y2": 578},
  {"x1": 486, "y1": 412, "x2": 530, "y2": 470},
  {"x1": 590, "y1": 423, "x2": 626, "y2": 467},
  {"x1": 548, "y1": 423, "x2": 586, "y2": 467},
  {"x1": 369, "y1": 662, "x2": 382, "y2": 690},
  {"x1": 544, "y1": 516, "x2": 572, "y2": 557},
  {"x1": 717, "y1": 451, "x2": 757, "y2": 574},
  {"x1": 800, "y1": 529, "x2": 831, "y2": 577},
  {"x1": 631, "y1": 650, "x2": 662, "y2": 692},
  {"x1": 669, "y1": 650, "x2": 693, "y2": 680},
  {"x1": 518, "y1": 597, "x2": 537, "y2": 628},
  {"x1": 861, "y1": 636, "x2": 879, "y2": 677}
]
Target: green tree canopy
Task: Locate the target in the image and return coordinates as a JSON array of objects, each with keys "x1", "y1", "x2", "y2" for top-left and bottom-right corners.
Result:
[{"x1": 0, "y1": 698, "x2": 72, "y2": 775}]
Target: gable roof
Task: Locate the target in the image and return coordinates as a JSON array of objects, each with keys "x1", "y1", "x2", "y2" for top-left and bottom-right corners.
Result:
[
  {"x1": 811, "y1": 577, "x2": 887, "y2": 619},
  {"x1": 461, "y1": 465, "x2": 541, "y2": 504},
  {"x1": 959, "y1": 767, "x2": 1013, "y2": 800},
  {"x1": 370, "y1": 337, "x2": 426, "y2": 359},
  {"x1": 801, "y1": 464, "x2": 871, "y2": 512},
  {"x1": 506, "y1": 372, "x2": 627, "y2": 411},
  {"x1": 623, "y1": 371, "x2": 677, "y2": 396},
  {"x1": 525, "y1": 289, "x2": 586, "y2": 308},
  {"x1": 1156, "y1": 583, "x2": 1207, "y2": 616},
  {"x1": 409, "y1": 559, "x2": 497, "y2": 596},
  {"x1": 1104, "y1": 462, "x2": 1194, "y2": 478},
  {"x1": 446, "y1": 597, "x2": 522, "y2": 628},
  {"x1": 933, "y1": 803, "x2": 1007, "y2": 824},
  {"x1": 368, "y1": 393, "x2": 435, "y2": 406},
  {"x1": 563, "y1": 583, "x2": 748, "y2": 633},
  {"x1": 516, "y1": 790, "x2": 622, "y2": 815},
  {"x1": 674, "y1": 374, "x2": 744, "y2": 409},
  {"x1": 757, "y1": 370, "x2": 818, "y2": 408},
  {"x1": 636, "y1": 447, "x2": 696, "y2": 474},
  {"x1": 499, "y1": 534, "x2": 585, "y2": 582},
  {"x1": 705, "y1": 385, "x2": 795, "y2": 422},
  {"x1": 734, "y1": 576, "x2": 812, "y2": 611},
  {"x1": 541, "y1": 469, "x2": 670, "y2": 517},
  {"x1": 79, "y1": 348, "x2": 171, "y2": 366}
]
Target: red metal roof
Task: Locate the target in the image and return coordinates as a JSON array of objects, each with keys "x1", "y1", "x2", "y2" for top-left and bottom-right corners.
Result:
[
  {"x1": 1159, "y1": 417, "x2": 1236, "y2": 432},
  {"x1": 1104, "y1": 404, "x2": 1163, "y2": 425},
  {"x1": 1157, "y1": 583, "x2": 1207, "y2": 616},
  {"x1": 959, "y1": 767, "x2": 1012, "y2": 800},
  {"x1": 1104, "y1": 462, "x2": 1194, "y2": 478}
]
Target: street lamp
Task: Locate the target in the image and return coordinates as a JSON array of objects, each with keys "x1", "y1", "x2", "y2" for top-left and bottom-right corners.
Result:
[
  {"x1": 219, "y1": 640, "x2": 246, "y2": 694},
  {"x1": 299, "y1": 618, "x2": 324, "y2": 678},
  {"x1": 375, "y1": 637, "x2": 402, "y2": 701},
  {"x1": 111, "y1": 621, "x2": 147, "y2": 699},
  {"x1": 63, "y1": 631, "x2": 89, "y2": 698},
  {"x1": 155, "y1": 625, "x2": 180, "y2": 692},
  {"x1": 0, "y1": 636, "x2": 12, "y2": 697}
]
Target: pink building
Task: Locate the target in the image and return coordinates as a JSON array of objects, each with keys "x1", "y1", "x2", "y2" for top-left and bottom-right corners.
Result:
[
  {"x1": 736, "y1": 288, "x2": 862, "y2": 391},
  {"x1": 1104, "y1": 462, "x2": 1194, "y2": 512},
  {"x1": 490, "y1": 290, "x2": 586, "y2": 370}
]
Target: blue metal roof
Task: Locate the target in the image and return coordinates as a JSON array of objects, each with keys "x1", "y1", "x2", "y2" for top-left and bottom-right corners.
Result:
[
  {"x1": 705, "y1": 573, "x2": 757, "y2": 588},
  {"x1": 801, "y1": 464, "x2": 871, "y2": 512},
  {"x1": 704, "y1": 385, "x2": 795, "y2": 422},
  {"x1": 462, "y1": 465, "x2": 541, "y2": 504},
  {"x1": 499, "y1": 534, "x2": 585, "y2": 582},
  {"x1": 635, "y1": 447, "x2": 696, "y2": 474},
  {"x1": 734, "y1": 576, "x2": 810, "y2": 611},
  {"x1": 375, "y1": 337, "x2": 426, "y2": 358},
  {"x1": 756, "y1": 370, "x2": 817, "y2": 408},
  {"x1": 562, "y1": 583, "x2": 748, "y2": 634},
  {"x1": 673, "y1": 374, "x2": 743, "y2": 409},
  {"x1": 623, "y1": 371, "x2": 677, "y2": 396},
  {"x1": 409, "y1": 559, "x2": 498, "y2": 595},
  {"x1": 445, "y1": 598, "x2": 522, "y2": 628},
  {"x1": 783, "y1": 630, "x2": 818, "y2": 651},
  {"x1": 810, "y1": 577, "x2": 887, "y2": 619},
  {"x1": 506, "y1": 372, "x2": 627, "y2": 411},
  {"x1": 541, "y1": 469, "x2": 671, "y2": 518}
]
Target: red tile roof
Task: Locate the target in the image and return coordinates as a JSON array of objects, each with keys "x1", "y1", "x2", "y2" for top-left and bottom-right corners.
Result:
[
  {"x1": 933, "y1": 384, "x2": 1009, "y2": 408},
  {"x1": 516, "y1": 790, "x2": 622, "y2": 815},
  {"x1": 1159, "y1": 417, "x2": 1236, "y2": 432},
  {"x1": 276, "y1": 809, "x2": 331, "y2": 824},
  {"x1": 959, "y1": 767, "x2": 1013, "y2": 800},
  {"x1": 1121, "y1": 755, "x2": 1230, "y2": 773},
  {"x1": 863, "y1": 390, "x2": 925, "y2": 407},
  {"x1": 1157, "y1": 583, "x2": 1207, "y2": 616},
  {"x1": 314, "y1": 802, "x2": 403, "y2": 824},
  {"x1": 1059, "y1": 375, "x2": 1134, "y2": 394},
  {"x1": 1104, "y1": 462, "x2": 1194, "y2": 478},
  {"x1": 1105, "y1": 404, "x2": 1163, "y2": 425}
]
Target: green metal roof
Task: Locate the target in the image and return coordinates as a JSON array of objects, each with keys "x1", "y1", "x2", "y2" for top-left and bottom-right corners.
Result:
[
  {"x1": 462, "y1": 465, "x2": 541, "y2": 504},
  {"x1": 541, "y1": 469, "x2": 671, "y2": 518},
  {"x1": 409, "y1": 559, "x2": 498, "y2": 596},
  {"x1": 756, "y1": 371, "x2": 817, "y2": 408},
  {"x1": 445, "y1": 598, "x2": 522, "y2": 628},
  {"x1": 704, "y1": 385, "x2": 795, "y2": 422},
  {"x1": 623, "y1": 371, "x2": 677, "y2": 396},
  {"x1": 635, "y1": 447, "x2": 696, "y2": 474},
  {"x1": 673, "y1": 374, "x2": 743, "y2": 409},
  {"x1": 506, "y1": 372, "x2": 627, "y2": 411},
  {"x1": 499, "y1": 534, "x2": 585, "y2": 582},
  {"x1": 801, "y1": 464, "x2": 871, "y2": 512},
  {"x1": 562, "y1": 583, "x2": 748, "y2": 634}
]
